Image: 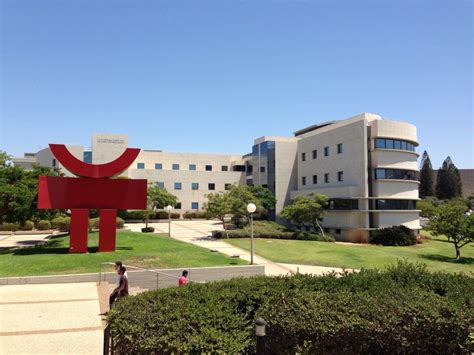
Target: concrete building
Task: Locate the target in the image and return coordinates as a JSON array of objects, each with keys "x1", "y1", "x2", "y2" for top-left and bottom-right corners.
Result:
[{"x1": 12, "y1": 112, "x2": 421, "y2": 242}]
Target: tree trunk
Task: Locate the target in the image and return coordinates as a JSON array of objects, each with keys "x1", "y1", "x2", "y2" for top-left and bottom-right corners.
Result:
[
  {"x1": 455, "y1": 244, "x2": 461, "y2": 260},
  {"x1": 222, "y1": 217, "x2": 229, "y2": 238},
  {"x1": 314, "y1": 219, "x2": 325, "y2": 237}
]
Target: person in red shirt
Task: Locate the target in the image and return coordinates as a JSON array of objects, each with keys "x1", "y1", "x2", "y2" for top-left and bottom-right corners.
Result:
[{"x1": 178, "y1": 270, "x2": 188, "y2": 286}]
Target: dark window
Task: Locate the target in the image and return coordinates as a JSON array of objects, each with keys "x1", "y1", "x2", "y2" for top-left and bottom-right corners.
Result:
[
  {"x1": 155, "y1": 163, "x2": 162, "y2": 170},
  {"x1": 312, "y1": 150, "x2": 317, "y2": 159},
  {"x1": 262, "y1": 184, "x2": 268, "y2": 188},
  {"x1": 325, "y1": 173, "x2": 329, "y2": 183},
  {"x1": 376, "y1": 199, "x2": 417, "y2": 210},
  {"x1": 394, "y1": 140, "x2": 401, "y2": 150},
  {"x1": 156, "y1": 182, "x2": 165, "y2": 189},
  {"x1": 375, "y1": 138, "x2": 385, "y2": 149},
  {"x1": 191, "y1": 202, "x2": 199, "y2": 210},
  {"x1": 260, "y1": 166, "x2": 265, "y2": 173},
  {"x1": 324, "y1": 147, "x2": 329, "y2": 156},
  {"x1": 246, "y1": 165, "x2": 253, "y2": 173},
  {"x1": 172, "y1": 164, "x2": 180, "y2": 170},
  {"x1": 312, "y1": 175, "x2": 318, "y2": 184},
  {"x1": 302, "y1": 152, "x2": 306, "y2": 161},
  {"x1": 225, "y1": 183, "x2": 232, "y2": 190},
  {"x1": 191, "y1": 183, "x2": 199, "y2": 190},
  {"x1": 302, "y1": 176, "x2": 306, "y2": 186},
  {"x1": 324, "y1": 228, "x2": 330, "y2": 233},
  {"x1": 338, "y1": 171, "x2": 344, "y2": 182},
  {"x1": 221, "y1": 165, "x2": 228, "y2": 171},
  {"x1": 208, "y1": 183, "x2": 215, "y2": 190},
  {"x1": 375, "y1": 168, "x2": 417, "y2": 181},
  {"x1": 137, "y1": 163, "x2": 145, "y2": 169},
  {"x1": 205, "y1": 165, "x2": 212, "y2": 171},
  {"x1": 329, "y1": 199, "x2": 359, "y2": 210},
  {"x1": 52, "y1": 158, "x2": 56, "y2": 167},
  {"x1": 335, "y1": 229, "x2": 341, "y2": 234},
  {"x1": 175, "y1": 202, "x2": 182, "y2": 209},
  {"x1": 386, "y1": 139, "x2": 394, "y2": 149},
  {"x1": 189, "y1": 164, "x2": 196, "y2": 171},
  {"x1": 232, "y1": 165, "x2": 246, "y2": 172},
  {"x1": 401, "y1": 141, "x2": 407, "y2": 150},
  {"x1": 174, "y1": 182, "x2": 182, "y2": 190},
  {"x1": 337, "y1": 143, "x2": 343, "y2": 154},
  {"x1": 375, "y1": 138, "x2": 415, "y2": 152}
]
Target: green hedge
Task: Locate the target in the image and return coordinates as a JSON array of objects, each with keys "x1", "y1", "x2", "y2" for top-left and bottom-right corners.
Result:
[
  {"x1": 183, "y1": 211, "x2": 207, "y2": 219},
  {"x1": 370, "y1": 225, "x2": 416, "y2": 246},
  {"x1": 51, "y1": 216, "x2": 71, "y2": 232},
  {"x1": 117, "y1": 210, "x2": 181, "y2": 220},
  {"x1": 37, "y1": 220, "x2": 51, "y2": 230},
  {"x1": 0, "y1": 222, "x2": 21, "y2": 231},
  {"x1": 108, "y1": 261, "x2": 473, "y2": 353},
  {"x1": 88, "y1": 217, "x2": 125, "y2": 230}
]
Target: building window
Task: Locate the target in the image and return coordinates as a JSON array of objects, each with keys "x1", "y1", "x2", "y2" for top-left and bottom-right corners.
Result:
[
  {"x1": 191, "y1": 183, "x2": 199, "y2": 190},
  {"x1": 394, "y1": 140, "x2": 401, "y2": 150},
  {"x1": 172, "y1": 164, "x2": 180, "y2": 170},
  {"x1": 335, "y1": 229, "x2": 341, "y2": 235},
  {"x1": 156, "y1": 182, "x2": 165, "y2": 189},
  {"x1": 260, "y1": 166, "x2": 265, "y2": 173},
  {"x1": 312, "y1": 150, "x2": 317, "y2": 159},
  {"x1": 374, "y1": 138, "x2": 415, "y2": 152},
  {"x1": 52, "y1": 158, "x2": 56, "y2": 167},
  {"x1": 233, "y1": 165, "x2": 246, "y2": 172},
  {"x1": 191, "y1": 202, "x2": 199, "y2": 210},
  {"x1": 175, "y1": 202, "x2": 182, "y2": 209},
  {"x1": 337, "y1": 143, "x2": 343, "y2": 154},
  {"x1": 174, "y1": 182, "x2": 182, "y2": 190},
  {"x1": 221, "y1": 165, "x2": 228, "y2": 171},
  {"x1": 205, "y1": 165, "x2": 212, "y2": 171},
  {"x1": 208, "y1": 183, "x2": 215, "y2": 190},
  {"x1": 324, "y1": 147, "x2": 329, "y2": 156},
  {"x1": 312, "y1": 175, "x2": 318, "y2": 184},
  {"x1": 262, "y1": 184, "x2": 268, "y2": 188},
  {"x1": 376, "y1": 199, "x2": 417, "y2": 210},
  {"x1": 301, "y1": 152, "x2": 306, "y2": 162},
  {"x1": 328, "y1": 199, "x2": 359, "y2": 210},
  {"x1": 137, "y1": 163, "x2": 145, "y2": 169},
  {"x1": 155, "y1": 163, "x2": 162, "y2": 170},
  {"x1": 324, "y1": 173, "x2": 329, "y2": 183},
  {"x1": 338, "y1": 171, "x2": 344, "y2": 182},
  {"x1": 375, "y1": 138, "x2": 385, "y2": 149},
  {"x1": 375, "y1": 168, "x2": 417, "y2": 181},
  {"x1": 302, "y1": 176, "x2": 306, "y2": 186},
  {"x1": 189, "y1": 164, "x2": 196, "y2": 171},
  {"x1": 225, "y1": 183, "x2": 232, "y2": 190}
]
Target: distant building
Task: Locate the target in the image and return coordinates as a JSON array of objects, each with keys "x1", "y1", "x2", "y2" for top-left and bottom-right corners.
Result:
[{"x1": 13, "y1": 112, "x2": 420, "y2": 242}]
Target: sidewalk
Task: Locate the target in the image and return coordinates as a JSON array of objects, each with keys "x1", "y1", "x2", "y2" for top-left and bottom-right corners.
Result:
[{"x1": 126, "y1": 220, "x2": 352, "y2": 276}]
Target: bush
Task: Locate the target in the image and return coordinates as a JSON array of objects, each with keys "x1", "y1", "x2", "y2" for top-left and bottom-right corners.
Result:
[
  {"x1": 183, "y1": 211, "x2": 207, "y2": 219},
  {"x1": 117, "y1": 210, "x2": 146, "y2": 220},
  {"x1": 141, "y1": 227, "x2": 155, "y2": 233},
  {"x1": 108, "y1": 261, "x2": 473, "y2": 354},
  {"x1": 51, "y1": 216, "x2": 71, "y2": 232},
  {"x1": 116, "y1": 217, "x2": 124, "y2": 229},
  {"x1": 37, "y1": 220, "x2": 51, "y2": 230},
  {"x1": 22, "y1": 220, "x2": 35, "y2": 231},
  {"x1": 89, "y1": 217, "x2": 125, "y2": 230},
  {"x1": 370, "y1": 225, "x2": 416, "y2": 246},
  {"x1": 0, "y1": 222, "x2": 20, "y2": 231}
]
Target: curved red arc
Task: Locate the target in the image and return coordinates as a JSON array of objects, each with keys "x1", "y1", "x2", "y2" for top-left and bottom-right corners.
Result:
[{"x1": 49, "y1": 144, "x2": 140, "y2": 178}]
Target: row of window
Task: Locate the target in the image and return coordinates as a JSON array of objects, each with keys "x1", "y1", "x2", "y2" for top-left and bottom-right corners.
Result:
[
  {"x1": 170, "y1": 202, "x2": 199, "y2": 210},
  {"x1": 328, "y1": 199, "x2": 359, "y2": 210},
  {"x1": 156, "y1": 182, "x2": 233, "y2": 191},
  {"x1": 302, "y1": 171, "x2": 344, "y2": 186},
  {"x1": 301, "y1": 143, "x2": 343, "y2": 162},
  {"x1": 375, "y1": 138, "x2": 416, "y2": 152},
  {"x1": 375, "y1": 199, "x2": 417, "y2": 210},
  {"x1": 374, "y1": 168, "x2": 417, "y2": 181},
  {"x1": 137, "y1": 163, "x2": 230, "y2": 171}
]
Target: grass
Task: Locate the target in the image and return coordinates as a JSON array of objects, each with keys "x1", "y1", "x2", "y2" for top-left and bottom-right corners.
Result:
[
  {"x1": 0, "y1": 231, "x2": 244, "y2": 277},
  {"x1": 226, "y1": 231, "x2": 474, "y2": 274}
]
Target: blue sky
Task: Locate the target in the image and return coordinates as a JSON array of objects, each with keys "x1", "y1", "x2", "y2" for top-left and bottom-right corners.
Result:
[{"x1": 1, "y1": 0, "x2": 472, "y2": 168}]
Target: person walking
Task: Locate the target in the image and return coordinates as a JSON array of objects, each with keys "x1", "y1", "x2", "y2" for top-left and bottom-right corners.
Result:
[{"x1": 178, "y1": 270, "x2": 188, "y2": 286}]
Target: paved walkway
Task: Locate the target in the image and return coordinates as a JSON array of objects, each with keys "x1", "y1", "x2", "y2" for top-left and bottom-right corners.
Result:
[
  {"x1": 0, "y1": 282, "x2": 103, "y2": 354},
  {"x1": 126, "y1": 220, "x2": 353, "y2": 276},
  {"x1": 0, "y1": 233, "x2": 52, "y2": 249}
]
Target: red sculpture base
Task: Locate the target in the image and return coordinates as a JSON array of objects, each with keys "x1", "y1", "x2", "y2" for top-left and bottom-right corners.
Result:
[
  {"x1": 70, "y1": 209, "x2": 89, "y2": 253},
  {"x1": 99, "y1": 209, "x2": 117, "y2": 252}
]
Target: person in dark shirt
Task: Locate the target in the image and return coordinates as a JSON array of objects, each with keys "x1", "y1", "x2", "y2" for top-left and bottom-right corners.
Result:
[{"x1": 109, "y1": 266, "x2": 129, "y2": 308}]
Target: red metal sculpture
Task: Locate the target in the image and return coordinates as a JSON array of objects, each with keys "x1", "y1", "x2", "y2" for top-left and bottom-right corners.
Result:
[{"x1": 38, "y1": 144, "x2": 147, "y2": 253}]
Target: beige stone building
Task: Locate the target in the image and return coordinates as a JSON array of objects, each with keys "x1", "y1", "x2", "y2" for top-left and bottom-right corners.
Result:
[{"x1": 13, "y1": 112, "x2": 421, "y2": 242}]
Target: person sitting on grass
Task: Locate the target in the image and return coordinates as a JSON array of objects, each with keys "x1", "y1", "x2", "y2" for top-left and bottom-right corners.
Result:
[{"x1": 178, "y1": 270, "x2": 188, "y2": 286}]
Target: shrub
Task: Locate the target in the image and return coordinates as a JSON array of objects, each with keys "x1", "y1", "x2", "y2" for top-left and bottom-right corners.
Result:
[
  {"x1": 22, "y1": 220, "x2": 35, "y2": 231},
  {"x1": 51, "y1": 216, "x2": 71, "y2": 232},
  {"x1": 141, "y1": 227, "x2": 155, "y2": 233},
  {"x1": 37, "y1": 220, "x2": 51, "y2": 230},
  {"x1": 116, "y1": 217, "x2": 124, "y2": 229},
  {"x1": 183, "y1": 211, "x2": 207, "y2": 219},
  {"x1": 0, "y1": 222, "x2": 20, "y2": 231},
  {"x1": 370, "y1": 225, "x2": 416, "y2": 246},
  {"x1": 108, "y1": 261, "x2": 473, "y2": 354},
  {"x1": 117, "y1": 210, "x2": 146, "y2": 220},
  {"x1": 89, "y1": 217, "x2": 125, "y2": 230}
]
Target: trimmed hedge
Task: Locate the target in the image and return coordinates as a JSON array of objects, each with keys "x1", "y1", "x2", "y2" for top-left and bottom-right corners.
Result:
[
  {"x1": 0, "y1": 222, "x2": 20, "y2": 231},
  {"x1": 183, "y1": 211, "x2": 207, "y2": 219},
  {"x1": 108, "y1": 261, "x2": 474, "y2": 354},
  {"x1": 88, "y1": 217, "x2": 125, "y2": 230},
  {"x1": 37, "y1": 220, "x2": 51, "y2": 230},
  {"x1": 23, "y1": 220, "x2": 35, "y2": 231},
  {"x1": 117, "y1": 210, "x2": 181, "y2": 220},
  {"x1": 370, "y1": 225, "x2": 416, "y2": 246},
  {"x1": 51, "y1": 216, "x2": 71, "y2": 232}
]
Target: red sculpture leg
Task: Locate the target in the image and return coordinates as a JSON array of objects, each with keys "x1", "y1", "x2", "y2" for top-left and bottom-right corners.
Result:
[
  {"x1": 70, "y1": 209, "x2": 89, "y2": 253},
  {"x1": 99, "y1": 209, "x2": 117, "y2": 252}
]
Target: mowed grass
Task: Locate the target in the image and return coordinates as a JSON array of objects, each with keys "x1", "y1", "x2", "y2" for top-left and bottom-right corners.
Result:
[
  {"x1": 0, "y1": 231, "x2": 244, "y2": 277},
  {"x1": 226, "y1": 232, "x2": 474, "y2": 274}
]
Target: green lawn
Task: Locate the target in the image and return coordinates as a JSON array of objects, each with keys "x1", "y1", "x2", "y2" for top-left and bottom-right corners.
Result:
[
  {"x1": 0, "y1": 231, "x2": 244, "y2": 277},
  {"x1": 226, "y1": 232, "x2": 474, "y2": 274}
]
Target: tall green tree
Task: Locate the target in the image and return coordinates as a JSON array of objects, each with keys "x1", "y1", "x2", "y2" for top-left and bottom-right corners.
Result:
[
  {"x1": 280, "y1": 193, "x2": 329, "y2": 236},
  {"x1": 228, "y1": 184, "x2": 260, "y2": 225},
  {"x1": 428, "y1": 202, "x2": 473, "y2": 260},
  {"x1": 147, "y1": 185, "x2": 178, "y2": 210},
  {"x1": 0, "y1": 151, "x2": 12, "y2": 167},
  {"x1": 435, "y1": 157, "x2": 463, "y2": 199},
  {"x1": 204, "y1": 192, "x2": 233, "y2": 238},
  {"x1": 419, "y1": 150, "x2": 434, "y2": 198},
  {"x1": 249, "y1": 186, "x2": 277, "y2": 212}
]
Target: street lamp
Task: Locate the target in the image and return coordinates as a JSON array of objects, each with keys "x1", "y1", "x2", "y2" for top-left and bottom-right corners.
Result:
[
  {"x1": 255, "y1": 318, "x2": 267, "y2": 355},
  {"x1": 164, "y1": 205, "x2": 173, "y2": 237},
  {"x1": 247, "y1": 203, "x2": 257, "y2": 265}
]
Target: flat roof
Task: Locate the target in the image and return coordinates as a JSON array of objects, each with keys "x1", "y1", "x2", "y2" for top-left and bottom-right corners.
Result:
[{"x1": 293, "y1": 120, "x2": 339, "y2": 136}]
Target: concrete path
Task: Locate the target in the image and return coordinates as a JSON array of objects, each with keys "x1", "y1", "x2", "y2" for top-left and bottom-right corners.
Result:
[
  {"x1": 0, "y1": 233, "x2": 52, "y2": 249},
  {"x1": 126, "y1": 220, "x2": 352, "y2": 276},
  {"x1": 0, "y1": 282, "x2": 103, "y2": 354}
]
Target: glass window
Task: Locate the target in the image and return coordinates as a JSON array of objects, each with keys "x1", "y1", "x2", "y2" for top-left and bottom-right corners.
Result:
[
  {"x1": 189, "y1": 164, "x2": 196, "y2": 171},
  {"x1": 191, "y1": 183, "x2": 199, "y2": 190},
  {"x1": 375, "y1": 168, "x2": 417, "y2": 180},
  {"x1": 156, "y1": 182, "x2": 165, "y2": 189},
  {"x1": 191, "y1": 202, "x2": 199, "y2": 210},
  {"x1": 335, "y1": 229, "x2": 341, "y2": 234},
  {"x1": 225, "y1": 183, "x2": 232, "y2": 190},
  {"x1": 232, "y1": 165, "x2": 246, "y2": 172},
  {"x1": 302, "y1": 152, "x2": 306, "y2": 161},
  {"x1": 338, "y1": 171, "x2": 343, "y2": 182},
  {"x1": 386, "y1": 169, "x2": 395, "y2": 179},
  {"x1": 337, "y1": 143, "x2": 343, "y2": 154},
  {"x1": 324, "y1": 147, "x2": 329, "y2": 156},
  {"x1": 137, "y1": 163, "x2": 145, "y2": 169},
  {"x1": 208, "y1": 183, "x2": 215, "y2": 190},
  {"x1": 174, "y1": 182, "x2": 182, "y2": 190},
  {"x1": 172, "y1": 164, "x2": 180, "y2": 170},
  {"x1": 386, "y1": 139, "x2": 394, "y2": 149},
  {"x1": 329, "y1": 199, "x2": 359, "y2": 210},
  {"x1": 260, "y1": 166, "x2": 265, "y2": 173},
  {"x1": 205, "y1": 165, "x2": 212, "y2": 171},
  {"x1": 394, "y1": 140, "x2": 401, "y2": 150},
  {"x1": 175, "y1": 202, "x2": 182, "y2": 209},
  {"x1": 325, "y1": 173, "x2": 329, "y2": 183},
  {"x1": 155, "y1": 163, "x2": 162, "y2": 170},
  {"x1": 52, "y1": 158, "x2": 56, "y2": 167},
  {"x1": 376, "y1": 199, "x2": 417, "y2": 210},
  {"x1": 375, "y1": 169, "x2": 385, "y2": 179},
  {"x1": 221, "y1": 165, "x2": 228, "y2": 171},
  {"x1": 312, "y1": 175, "x2": 317, "y2": 184},
  {"x1": 401, "y1": 141, "x2": 407, "y2": 150},
  {"x1": 312, "y1": 150, "x2": 317, "y2": 159},
  {"x1": 302, "y1": 176, "x2": 306, "y2": 186},
  {"x1": 375, "y1": 138, "x2": 385, "y2": 149},
  {"x1": 262, "y1": 184, "x2": 268, "y2": 188}
]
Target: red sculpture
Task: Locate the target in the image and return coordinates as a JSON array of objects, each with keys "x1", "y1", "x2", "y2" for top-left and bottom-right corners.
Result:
[{"x1": 38, "y1": 144, "x2": 147, "y2": 253}]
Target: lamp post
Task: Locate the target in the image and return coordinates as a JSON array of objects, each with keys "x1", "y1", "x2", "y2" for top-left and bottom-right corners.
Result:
[
  {"x1": 255, "y1": 318, "x2": 267, "y2": 355},
  {"x1": 164, "y1": 205, "x2": 173, "y2": 237},
  {"x1": 247, "y1": 203, "x2": 257, "y2": 265}
]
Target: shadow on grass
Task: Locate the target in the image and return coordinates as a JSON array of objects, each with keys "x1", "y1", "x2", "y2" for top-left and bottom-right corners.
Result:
[{"x1": 419, "y1": 254, "x2": 474, "y2": 265}]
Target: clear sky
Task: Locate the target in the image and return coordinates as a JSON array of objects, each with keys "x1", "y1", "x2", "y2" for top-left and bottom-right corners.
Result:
[{"x1": 1, "y1": 0, "x2": 472, "y2": 168}]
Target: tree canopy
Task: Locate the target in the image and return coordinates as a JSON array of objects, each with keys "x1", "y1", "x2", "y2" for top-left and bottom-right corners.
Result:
[
  {"x1": 435, "y1": 157, "x2": 463, "y2": 200},
  {"x1": 419, "y1": 150, "x2": 434, "y2": 198},
  {"x1": 280, "y1": 194, "x2": 329, "y2": 236},
  {"x1": 204, "y1": 192, "x2": 233, "y2": 237},
  {"x1": 147, "y1": 185, "x2": 178, "y2": 210}
]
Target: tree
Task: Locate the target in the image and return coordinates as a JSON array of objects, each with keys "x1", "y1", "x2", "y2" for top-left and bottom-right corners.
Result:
[
  {"x1": 280, "y1": 193, "x2": 329, "y2": 236},
  {"x1": 435, "y1": 157, "x2": 463, "y2": 199},
  {"x1": 428, "y1": 202, "x2": 474, "y2": 260},
  {"x1": 0, "y1": 151, "x2": 12, "y2": 167},
  {"x1": 228, "y1": 184, "x2": 260, "y2": 226},
  {"x1": 419, "y1": 151, "x2": 434, "y2": 198},
  {"x1": 204, "y1": 192, "x2": 233, "y2": 238},
  {"x1": 249, "y1": 186, "x2": 277, "y2": 212},
  {"x1": 144, "y1": 185, "x2": 178, "y2": 228}
]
